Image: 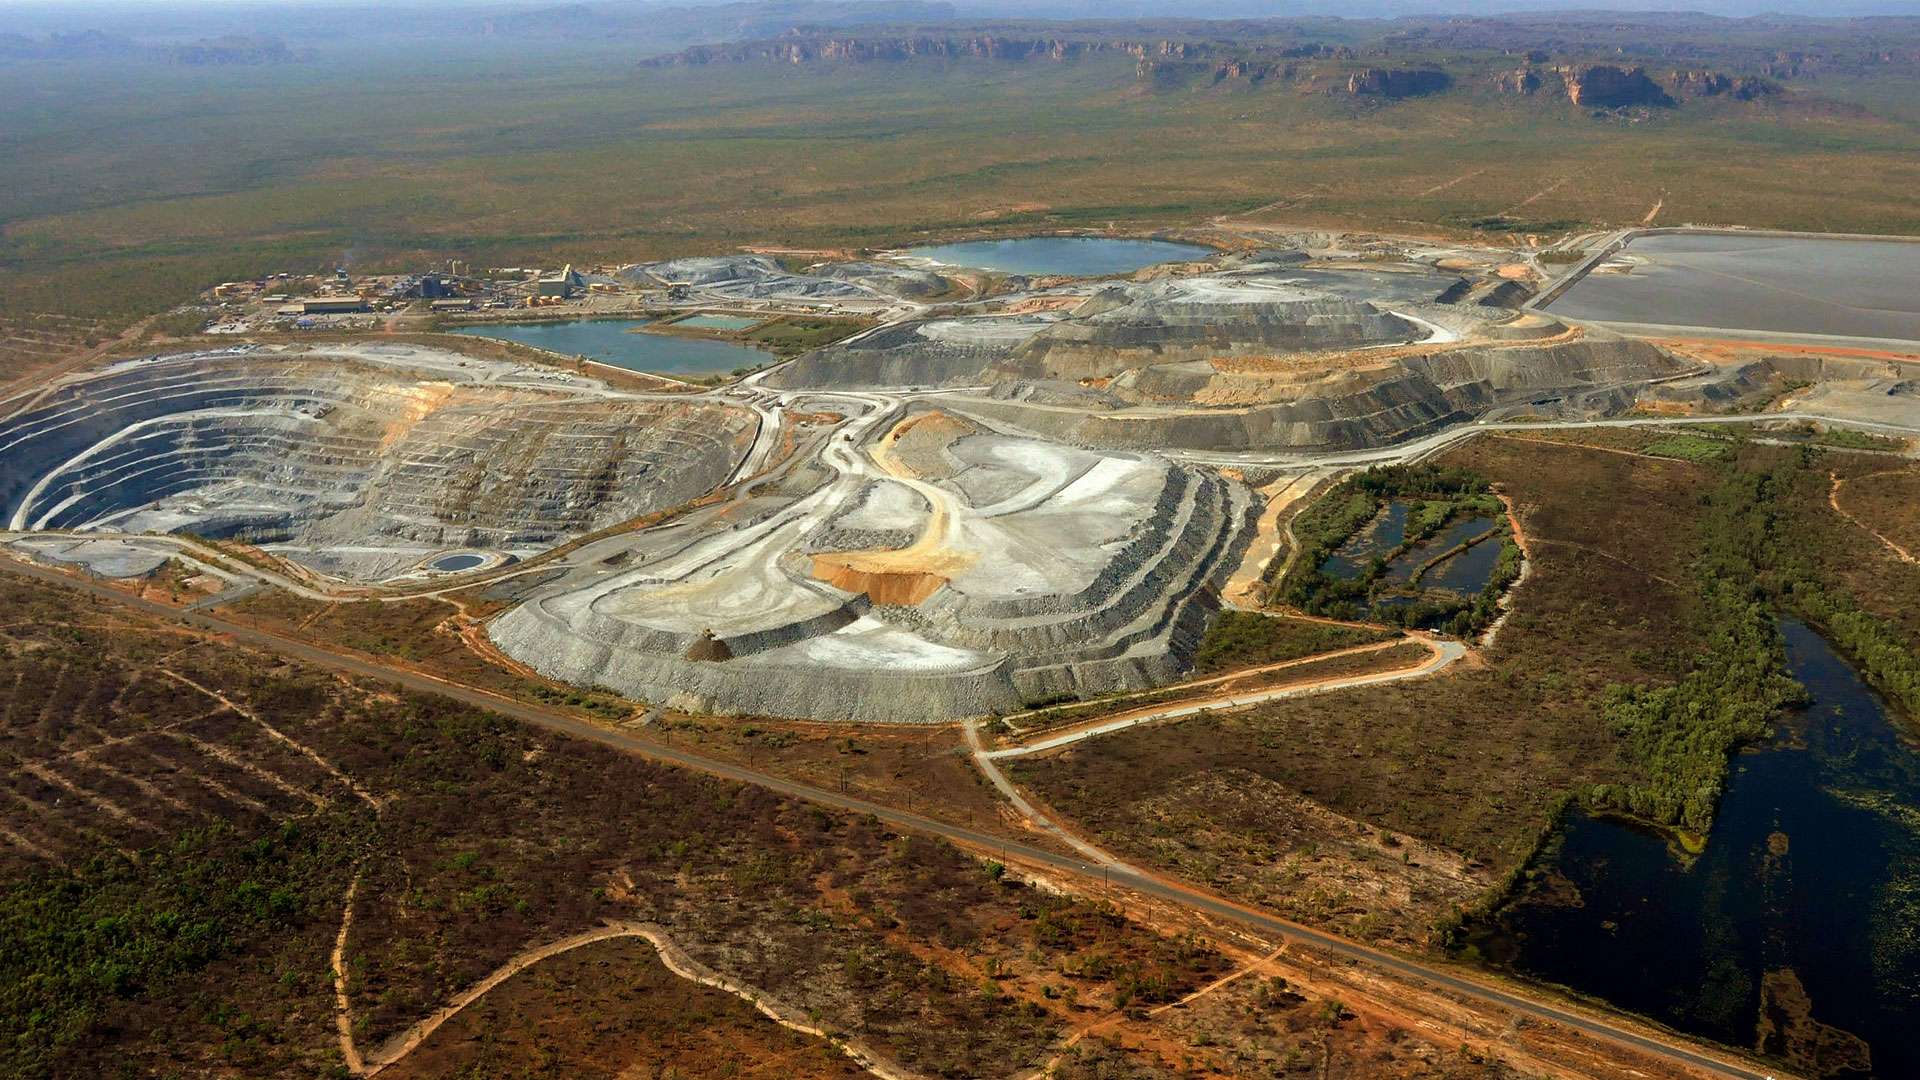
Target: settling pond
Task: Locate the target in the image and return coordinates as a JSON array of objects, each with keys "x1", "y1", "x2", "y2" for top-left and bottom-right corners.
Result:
[
  {"x1": 1318, "y1": 501, "x2": 1504, "y2": 596},
  {"x1": 1381, "y1": 515, "x2": 1499, "y2": 587},
  {"x1": 451, "y1": 319, "x2": 770, "y2": 375},
  {"x1": 1474, "y1": 620, "x2": 1920, "y2": 1078},
  {"x1": 901, "y1": 237, "x2": 1212, "y2": 277},
  {"x1": 429, "y1": 553, "x2": 486, "y2": 572},
  {"x1": 1548, "y1": 233, "x2": 1920, "y2": 342},
  {"x1": 1318, "y1": 502, "x2": 1410, "y2": 580}
]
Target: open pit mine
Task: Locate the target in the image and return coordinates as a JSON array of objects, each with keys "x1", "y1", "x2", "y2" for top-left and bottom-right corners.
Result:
[
  {"x1": 0, "y1": 344, "x2": 757, "y2": 581},
  {"x1": 0, "y1": 237, "x2": 1730, "y2": 723}
]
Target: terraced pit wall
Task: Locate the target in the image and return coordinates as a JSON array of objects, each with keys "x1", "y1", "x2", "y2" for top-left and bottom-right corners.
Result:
[
  {"x1": 953, "y1": 334, "x2": 1686, "y2": 453},
  {"x1": 0, "y1": 350, "x2": 756, "y2": 574},
  {"x1": 489, "y1": 459, "x2": 1257, "y2": 724}
]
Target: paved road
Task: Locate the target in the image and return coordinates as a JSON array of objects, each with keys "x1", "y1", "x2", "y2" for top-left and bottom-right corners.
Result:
[{"x1": 0, "y1": 554, "x2": 1786, "y2": 1080}]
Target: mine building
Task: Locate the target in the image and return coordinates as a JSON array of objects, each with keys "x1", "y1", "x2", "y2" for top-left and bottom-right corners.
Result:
[
  {"x1": 277, "y1": 296, "x2": 370, "y2": 315},
  {"x1": 536, "y1": 265, "x2": 584, "y2": 299}
]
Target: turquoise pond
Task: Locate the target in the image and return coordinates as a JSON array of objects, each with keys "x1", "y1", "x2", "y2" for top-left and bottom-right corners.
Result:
[
  {"x1": 901, "y1": 237, "x2": 1212, "y2": 277},
  {"x1": 451, "y1": 319, "x2": 769, "y2": 375}
]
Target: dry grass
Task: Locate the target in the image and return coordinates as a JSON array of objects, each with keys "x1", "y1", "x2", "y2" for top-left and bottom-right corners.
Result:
[
  {"x1": 4, "y1": 54, "x2": 1918, "y2": 331},
  {"x1": 376, "y1": 935, "x2": 871, "y2": 1080},
  {"x1": 1831, "y1": 465, "x2": 1920, "y2": 560}
]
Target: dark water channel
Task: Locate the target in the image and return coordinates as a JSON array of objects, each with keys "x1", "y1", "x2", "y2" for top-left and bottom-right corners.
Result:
[
  {"x1": 1423, "y1": 531, "x2": 1505, "y2": 593},
  {"x1": 1476, "y1": 620, "x2": 1920, "y2": 1078},
  {"x1": 1318, "y1": 501, "x2": 1409, "y2": 579},
  {"x1": 1382, "y1": 515, "x2": 1499, "y2": 587}
]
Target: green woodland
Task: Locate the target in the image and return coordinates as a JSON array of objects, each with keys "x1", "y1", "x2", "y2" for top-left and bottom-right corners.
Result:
[
  {"x1": 1593, "y1": 449, "x2": 1920, "y2": 835},
  {"x1": 0, "y1": 821, "x2": 361, "y2": 1076}
]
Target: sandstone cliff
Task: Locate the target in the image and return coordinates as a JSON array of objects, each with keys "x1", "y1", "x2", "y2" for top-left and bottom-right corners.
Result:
[
  {"x1": 646, "y1": 34, "x2": 1125, "y2": 67},
  {"x1": 1343, "y1": 67, "x2": 1451, "y2": 98},
  {"x1": 1495, "y1": 67, "x2": 1542, "y2": 95},
  {"x1": 1562, "y1": 64, "x2": 1675, "y2": 108},
  {"x1": 1666, "y1": 69, "x2": 1781, "y2": 100}
]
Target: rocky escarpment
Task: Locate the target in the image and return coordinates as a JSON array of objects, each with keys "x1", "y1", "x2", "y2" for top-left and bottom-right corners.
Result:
[
  {"x1": 0, "y1": 348, "x2": 754, "y2": 576},
  {"x1": 1499, "y1": 64, "x2": 1781, "y2": 106},
  {"x1": 1343, "y1": 68, "x2": 1451, "y2": 99},
  {"x1": 0, "y1": 30, "x2": 311, "y2": 65},
  {"x1": 648, "y1": 34, "x2": 1357, "y2": 73},
  {"x1": 1666, "y1": 69, "x2": 1781, "y2": 100},
  {"x1": 1562, "y1": 65, "x2": 1676, "y2": 108},
  {"x1": 646, "y1": 32, "x2": 1403, "y2": 99},
  {"x1": 1496, "y1": 67, "x2": 1543, "y2": 95},
  {"x1": 643, "y1": 34, "x2": 1125, "y2": 67},
  {"x1": 644, "y1": 27, "x2": 1809, "y2": 112}
]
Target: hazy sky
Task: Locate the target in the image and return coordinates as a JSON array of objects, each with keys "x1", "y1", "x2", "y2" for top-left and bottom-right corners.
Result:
[{"x1": 5, "y1": 0, "x2": 1916, "y2": 19}]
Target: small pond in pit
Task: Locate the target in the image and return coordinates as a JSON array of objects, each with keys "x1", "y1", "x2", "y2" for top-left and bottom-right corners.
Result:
[
  {"x1": 1318, "y1": 502, "x2": 1410, "y2": 580},
  {"x1": 1381, "y1": 515, "x2": 1499, "y2": 586},
  {"x1": 430, "y1": 553, "x2": 486, "y2": 572},
  {"x1": 1471, "y1": 619, "x2": 1920, "y2": 1078},
  {"x1": 901, "y1": 237, "x2": 1213, "y2": 277},
  {"x1": 673, "y1": 314, "x2": 762, "y2": 331},
  {"x1": 452, "y1": 319, "x2": 770, "y2": 375},
  {"x1": 1422, "y1": 531, "x2": 1508, "y2": 594}
]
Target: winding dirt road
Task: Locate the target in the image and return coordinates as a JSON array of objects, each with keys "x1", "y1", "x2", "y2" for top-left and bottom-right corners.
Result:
[
  {"x1": 1220, "y1": 469, "x2": 1328, "y2": 608},
  {"x1": 350, "y1": 920, "x2": 919, "y2": 1079},
  {"x1": 986, "y1": 636, "x2": 1463, "y2": 759},
  {"x1": 1828, "y1": 470, "x2": 1918, "y2": 564}
]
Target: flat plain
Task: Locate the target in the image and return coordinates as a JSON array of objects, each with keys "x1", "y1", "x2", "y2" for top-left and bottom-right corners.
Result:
[{"x1": 5, "y1": 47, "x2": 1920, "y2": 330}]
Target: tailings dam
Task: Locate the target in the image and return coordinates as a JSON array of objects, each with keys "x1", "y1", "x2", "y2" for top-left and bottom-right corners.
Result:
[{"x1": 1545, "y1": 231, "x2": 1920, "y2": 343}]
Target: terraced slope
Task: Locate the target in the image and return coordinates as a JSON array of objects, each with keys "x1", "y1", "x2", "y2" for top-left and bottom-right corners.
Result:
[
  {"x1": 0, "y1": 345, "x2": 756, "y2": 579},
  {"x1": 490, "y1": 410, "x2": 1255, "y2": 723},
  {"x1": 764, "y1": 265, "x2": 1693, "y2": 456},
  {"x1": 953, "y1": 327, "x2": 1689, "y2": 453},
  {"x1": 763, "y1": 315, "x2": 1056, "y2": 390},
  {"x1": 999, "y1": 278, "x2": 1426, "y2": 380}
]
